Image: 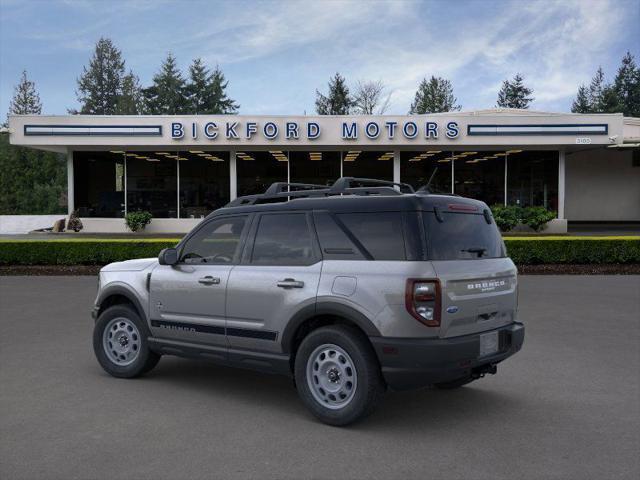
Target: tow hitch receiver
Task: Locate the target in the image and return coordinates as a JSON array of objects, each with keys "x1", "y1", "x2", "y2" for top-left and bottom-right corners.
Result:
[{"x1": 471, "y1": 364, "x2": 497, "y2": 379}]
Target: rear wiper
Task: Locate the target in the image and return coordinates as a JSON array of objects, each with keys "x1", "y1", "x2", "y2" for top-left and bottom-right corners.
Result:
[{"x1": 461, "y1": 247, "x2": 487, "y2": 257}]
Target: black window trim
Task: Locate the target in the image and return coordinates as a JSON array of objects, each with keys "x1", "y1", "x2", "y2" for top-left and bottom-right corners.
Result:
[
  {"x1": 242, "y1": 211, "x2": 322, "y2": 267},
  {"x1": 175, "y1": 213, "x2": 253, "y2": 266}
]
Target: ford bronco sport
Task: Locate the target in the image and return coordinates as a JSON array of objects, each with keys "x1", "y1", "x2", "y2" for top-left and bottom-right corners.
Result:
[{"x1": 92, "y1": 177, "x2": 524, "y2": 425}]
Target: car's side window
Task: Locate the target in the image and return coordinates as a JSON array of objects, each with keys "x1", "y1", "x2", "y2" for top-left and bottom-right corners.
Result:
[
  {"x1": 180, "y1": 216, "x2": 247, "y2": 264},
  {"x1": 250, "y1": 213, "x2": 315, "y2": 266}
]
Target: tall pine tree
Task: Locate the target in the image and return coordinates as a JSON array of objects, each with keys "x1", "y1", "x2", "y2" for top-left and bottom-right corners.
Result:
[
  {"x1": 571, "y1": 85, "x2": 591, "y2": 113},
  {"x1": 75, "y1": 38, "x2": 126, "y2": 114},
  {"x1": 496, "y1": 74, "x2": 534, "y2": 109},
  {"x1": 143, "y1": 53, "x2": 188, "y2": 114},
  {"x1": 315, "y1": 73, "x2": 353, "y2": 115},
  {"x1": 185, "y1": 59, "x2": 239, "y2": 114},
  {"x1": 1, "y1": 72, "x2": 66, "y2": 215},
  {"x1": 613, "y1": 52, "x2": 640, "y2": 117},
  {"x1": 409, "y1": 76, "x2": 460, "y2": 114},
  {"x1": 116, "y1": 71, "x2": 144, "y2": 115},
  {"x1": 8, "y1": 70, "x2": 42, "y2": 117}
]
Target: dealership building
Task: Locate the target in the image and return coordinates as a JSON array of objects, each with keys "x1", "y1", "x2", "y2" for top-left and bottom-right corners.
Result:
[{"x1": 7, "y1": 109, "x2": 640, "y2": 233}]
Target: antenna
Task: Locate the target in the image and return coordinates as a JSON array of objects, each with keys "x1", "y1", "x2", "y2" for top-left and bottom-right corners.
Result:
[{"x1": 425, "y1": 167, "x2": 438, "y2": 190}]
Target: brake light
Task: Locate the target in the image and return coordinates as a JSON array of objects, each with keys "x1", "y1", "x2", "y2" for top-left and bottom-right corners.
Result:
[
  {"x1": 448, "y1": 203, "x2": 478, "y2": 212},
  {"x1": 405, "y1": 279, "x2": 441, "y2": 327}
]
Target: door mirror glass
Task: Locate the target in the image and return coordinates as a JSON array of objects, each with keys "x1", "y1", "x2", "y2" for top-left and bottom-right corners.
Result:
[{"x1": 158, "y1": 247, "x2": 178, "y2": 266}]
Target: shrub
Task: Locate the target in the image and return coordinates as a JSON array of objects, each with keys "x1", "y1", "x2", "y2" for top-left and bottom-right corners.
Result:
[
  {"x1": 490, "y1": 205, "x2": 520, "y2": 232},
  {"x1": 67, "y1": 210, "x2": 83, "y2": 232},
  {"x1": 0, "y1": 237, "x2": 638, "y2": 266},
  {"x1": 521, "y1": 206, "x2": 557, "y2": 232},
  {"x1": 125, "y1": 211, "x2": 153, "y2": 232}
]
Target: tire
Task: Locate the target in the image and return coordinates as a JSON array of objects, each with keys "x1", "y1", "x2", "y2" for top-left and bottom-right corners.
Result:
[
  {"x1": 93, "y1": 304, "x2": 160, "y2": 378},
  {"x1": 434, "y1": 376, "x2": 475, "y2": 389},
  {"x1": 294, "y1": 325, "x2": 385, "y2": 426}
]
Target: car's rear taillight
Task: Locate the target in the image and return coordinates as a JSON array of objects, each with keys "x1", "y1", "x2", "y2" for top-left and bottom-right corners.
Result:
[{"x1": 405, "y1": 279, "x2": 441, "y2": 327}]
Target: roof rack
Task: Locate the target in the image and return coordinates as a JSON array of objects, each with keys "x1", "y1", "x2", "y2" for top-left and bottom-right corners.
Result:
[{"x1": 226, "y1": 177, "x2": 415, "y2": 207}]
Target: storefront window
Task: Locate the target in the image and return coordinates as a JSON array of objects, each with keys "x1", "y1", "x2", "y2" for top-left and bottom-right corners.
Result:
[
  {"x1": 507, "y1": 150, "x2": 558, "y2": 211},
  {"x1": 454, "y1": 151, "x2": 505, "y2": 206},
  {"x1": 401, "y1": 150, "x2": 453, "y2": 193},
  {"x1": 73, "y1": 151, "x2": 125, "y2": 217},
  {"x1": 289, "y1": 151, "x2": 341, "y2": 186},
  {"x1": 236, "y1": 151, "x2": 288, "y2": 196},
  {"x1": 342, "y1": 150, "x2": 394, "y2": 182},
  {"x1": 126, "y1": 152, "x2": 177, "y2": 218},
  {"x1": 178, "y1": 151, "x2": 230, "y2": 218}
]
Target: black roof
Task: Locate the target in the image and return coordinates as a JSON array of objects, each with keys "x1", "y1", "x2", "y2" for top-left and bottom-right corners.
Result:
[{"x1": 211, "y1": 177, "x2": 489, "y2": 217}]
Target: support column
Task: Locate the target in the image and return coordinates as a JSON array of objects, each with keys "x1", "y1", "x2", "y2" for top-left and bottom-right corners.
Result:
[
  {"x1": 66, "y1": 149, "x2": 74, "y2": 216},
  {"x1": 393, "y1": 150, "x2": 401, "y2": 187},
  {"x1": 229, "y1": 150, "x2": 237, "y2": 201},
  {"x1": 504, "y1": 154, "x2": 508, "y2": 206},
  {"x1": 558, "y1": 149, "x2": 566, "y2": 220}
]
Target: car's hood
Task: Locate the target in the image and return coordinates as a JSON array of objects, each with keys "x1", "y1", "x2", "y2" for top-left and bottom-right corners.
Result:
[{"x1": 101, "y1": 258, "x2": 158, "y2": 272}]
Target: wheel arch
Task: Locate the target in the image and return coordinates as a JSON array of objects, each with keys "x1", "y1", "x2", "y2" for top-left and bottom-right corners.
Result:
[
  {"x1": 96, "y1": 284, "x2": 146, "y2": 324},
  {"x1": 281, "y1": 302, "x2": 381, "y2": 361}
]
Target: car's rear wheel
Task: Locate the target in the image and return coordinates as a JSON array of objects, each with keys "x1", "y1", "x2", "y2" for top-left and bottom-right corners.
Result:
[
  {"x1": 93, "y1": 304, "x2": 160, "y2": 378},
  {"x1": 294, "y1": 325, "x2": 384, "y2": 426}
]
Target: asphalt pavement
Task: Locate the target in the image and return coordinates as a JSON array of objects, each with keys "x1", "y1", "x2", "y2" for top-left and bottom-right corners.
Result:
[{"x1": 0, "y1": 275, "x2": 638, "y2": 480}]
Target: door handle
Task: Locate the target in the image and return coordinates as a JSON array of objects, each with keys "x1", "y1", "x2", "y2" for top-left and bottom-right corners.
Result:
[
  {"x1": 277, "y1": 278, "x2": 305, "y2": 289},
  {"x1": 198, "y1": 276, "x2": 220, "y2": 285}
]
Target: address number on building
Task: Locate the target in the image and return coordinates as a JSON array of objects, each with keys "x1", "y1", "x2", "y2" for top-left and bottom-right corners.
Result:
[{"x1": 576, "y1": 137, "x2": 592, "y2": 144}]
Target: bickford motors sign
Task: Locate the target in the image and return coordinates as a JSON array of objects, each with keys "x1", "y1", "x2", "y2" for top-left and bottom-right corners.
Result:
[{"x1": 171, "y1": 119, "x2": 461, "y2": 141}]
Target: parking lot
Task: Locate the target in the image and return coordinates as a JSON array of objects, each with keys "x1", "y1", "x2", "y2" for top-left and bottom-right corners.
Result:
[{"x1": 1, "y1": 275, "x2": 638, "y2": 480}]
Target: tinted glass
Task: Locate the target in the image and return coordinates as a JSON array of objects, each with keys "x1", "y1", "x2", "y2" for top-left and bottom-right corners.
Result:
[
  {"x1": 180, "y1": 216, "x2": 247, "y2": 264},
  {"x1": 252, "y1": 214, "x2": 314, "y2": 265},
  {"x1": 74, "y1": 151, "x2": 125, "y2": 218},
  {"x1": 424, "y1": 212, "x2": 505, "y2": 260},
  {"x1": 313, "y1": 212, "x2": 365, "y2": 260},
  {"x1": 337, "y1": 212, "x2": 406, "y2": 260}
]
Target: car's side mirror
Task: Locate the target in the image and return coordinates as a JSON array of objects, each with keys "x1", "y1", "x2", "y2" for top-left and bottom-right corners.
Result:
[{"x1": 158, "y1": 247, "x2": 178, "y2": 266}]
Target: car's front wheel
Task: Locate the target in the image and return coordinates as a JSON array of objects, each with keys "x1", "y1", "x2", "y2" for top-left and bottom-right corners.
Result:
[
  {"x1": 93, "y1": 304, "x2": 160, "y2": 378},
  {"x1": 294, "y1": 325, "x2": 385, "y2": 426}
]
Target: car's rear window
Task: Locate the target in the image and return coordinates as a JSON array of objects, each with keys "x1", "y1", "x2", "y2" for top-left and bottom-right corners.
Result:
[{"x1": 423, "y1": 211, "x2": 505, "y2": 260}]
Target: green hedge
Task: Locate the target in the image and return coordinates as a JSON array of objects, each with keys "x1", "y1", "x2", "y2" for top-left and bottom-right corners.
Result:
[
  {"x1": 0, "y1": 240, "x2": 179, "y2": 265},
  {"x1": 0, "y1": 237, "x2": 639, "y2": 266}
]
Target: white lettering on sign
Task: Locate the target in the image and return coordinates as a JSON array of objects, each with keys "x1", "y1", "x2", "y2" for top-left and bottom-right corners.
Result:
[{"x1": 576, "y1": 137, "x2": 592, "y2": 144}]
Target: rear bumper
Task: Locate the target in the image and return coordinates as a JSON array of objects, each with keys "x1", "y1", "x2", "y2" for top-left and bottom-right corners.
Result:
[{"x1": 370, "y1": 322, "x2": 525, "y2": 391}]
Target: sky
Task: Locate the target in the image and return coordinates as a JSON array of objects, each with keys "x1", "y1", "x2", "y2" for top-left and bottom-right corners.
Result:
[{"x1": 0, "y1": 0, "x2": 638, "y2": 117}]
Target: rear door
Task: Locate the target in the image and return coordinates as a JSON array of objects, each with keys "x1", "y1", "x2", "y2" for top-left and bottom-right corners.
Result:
[
  {"x1": 148, "y1": 214, "x2": 250, "y2": 350},
  {"x1": 225, "y1": 212, "x2": 322, "y2": 353},
  {"x1": 424, "y1": 209, "x2": 517, "y2": 338}
]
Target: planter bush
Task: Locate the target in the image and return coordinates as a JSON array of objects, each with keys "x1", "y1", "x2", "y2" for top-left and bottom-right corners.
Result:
[
  {"x1": 125, "y1": 211, "x2": 153, "y2": 232},
  {"x1": 490, "y1": 205, "x2": 556, "y2": 232},
  {"x1": 0, "y1": 237, "x2": 638, "y2": 266}
]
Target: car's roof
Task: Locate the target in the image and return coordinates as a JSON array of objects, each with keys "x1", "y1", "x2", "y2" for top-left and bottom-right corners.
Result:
[{"x1": 211, "y1": 193, "x2": 489, "y2": 216}]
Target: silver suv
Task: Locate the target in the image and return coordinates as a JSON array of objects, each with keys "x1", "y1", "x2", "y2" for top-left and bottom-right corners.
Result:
[{"x1": 92, "y1": 177, "x2": 525, "y2": 425}]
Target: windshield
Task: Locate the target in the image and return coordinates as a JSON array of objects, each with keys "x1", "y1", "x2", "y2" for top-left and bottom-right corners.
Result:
[{"x1": 423, "y1": 211, "x2": 505, "y2": 260}]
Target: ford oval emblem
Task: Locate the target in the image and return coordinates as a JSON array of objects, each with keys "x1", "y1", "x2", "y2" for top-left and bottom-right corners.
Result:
[{"x1": 446, "y1": 306, "x2": 459, "y2": 314}]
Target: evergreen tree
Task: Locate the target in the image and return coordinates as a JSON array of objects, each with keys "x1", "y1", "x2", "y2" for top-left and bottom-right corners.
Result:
[
  {"x1": 315, "y1": 73, "x2": 353, "y2": 115},
  {"x1": 143, "y1": 53, "x2": 188, "y2": 114},
  {"x1": 8, "y1": 70, "x2": 42, "y2": 117},
  {"x1": 75, "y1": 37, "x2": 126, "y2": 114},
  {"x1": 587, "y1": 67, "x2": 607, "y2": 112},
  {"x1": 1, "y1": 72, "x2": 65, "y2": 214},
  {"x1": 185, "y1": 59, "x2": 239, "y2": 114},
  {"x1": 571, "y1": 85, "x2": 591, "y2": 113},
  {"x1": 207, "y1": 65, "x2": 239, "y2": 114},
  {"x1": 613, "y1": 51, "x2": 640, "y2": 117},
  {"x1": 409, "y1": 76, "x2": 460, "y2": 114},
  {"x1": 496, "y1": 74, "x2": 534, "y2": 109},
  {"x1": 116, "y1": 71, "x2": 144, "y2": 115}
]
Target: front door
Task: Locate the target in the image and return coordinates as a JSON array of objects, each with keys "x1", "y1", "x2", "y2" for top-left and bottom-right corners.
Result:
[
  {"x1": 149, "y1": 214, "x2": 250, "y2": 352},
  {"x1": 226, "y1": 212, "x2": 322, "y2": 353}
]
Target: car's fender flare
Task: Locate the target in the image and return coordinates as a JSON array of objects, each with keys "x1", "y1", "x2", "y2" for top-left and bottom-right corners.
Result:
[
  {"x1": 280, "y1": 301, "x2": 381, "y2": 353},
  {"x1": 96, "y1": 283, "x2": 147, "y2": 323}
]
